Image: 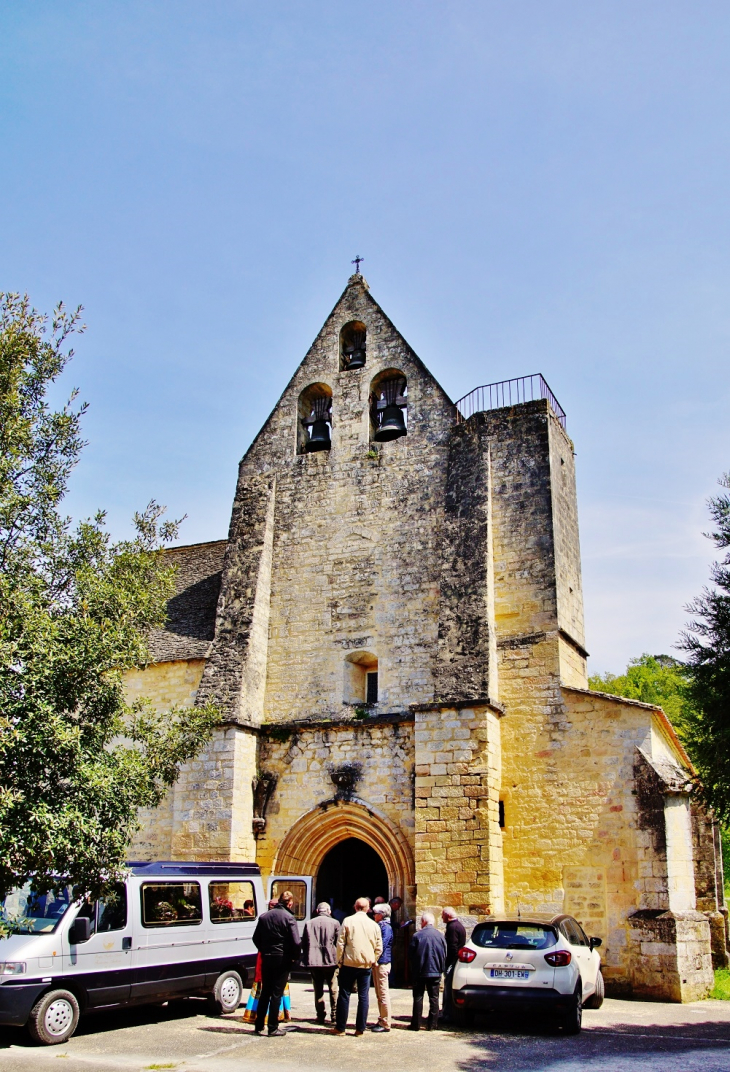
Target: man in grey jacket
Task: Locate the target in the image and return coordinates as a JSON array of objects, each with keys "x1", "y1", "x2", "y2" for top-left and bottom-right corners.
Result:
[{"x1": 301, "y1": 903, "x2": 341, "y2": 1024}]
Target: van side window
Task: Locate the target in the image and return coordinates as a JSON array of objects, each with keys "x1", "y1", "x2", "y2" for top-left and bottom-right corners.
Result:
[
  {"x1": 209, "y1": 881, "x2": 257, "y2": 923},
  {"x1": 76, "y1": 899, "x2": 97, "y2": 937},
  {"x1": 269, "y1": 880, "x2": 307, "y2": 921},
  {"x1": 98, "y1": 883, "x2": 127, "y2": 932},
  {"x1": 141, "y1": 882, "x2": 203, "y2": 928}
]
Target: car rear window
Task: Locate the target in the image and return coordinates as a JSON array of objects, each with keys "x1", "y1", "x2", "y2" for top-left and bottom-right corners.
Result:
[{"x1": 471, "y1": 922, "x2": 557, "y2": 950}]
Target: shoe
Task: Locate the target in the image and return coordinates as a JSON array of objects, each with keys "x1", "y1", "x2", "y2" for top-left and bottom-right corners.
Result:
[
  {"x1": 331, "y1": 1028, "x2": 346, "y2": 1035},
  {"x1": 355, "y1": 1029, "x2": 364, "y2": 1036},
  {"x1": 254, "y1": 1029, "x2": 265, "y2": 1036},
  {"x1": 409, "y1": 1024, "x2": 420, "y2": 1031},
  {"x1": 371, "y1": 1025, "x2": 390, "y2": 1032},
  {"x1": 316, "y1": 1017, "x2": 326, "y2": 1025},
  {"x1": 268, "y1": 1028, "x2": 287, "y2": 1037}
]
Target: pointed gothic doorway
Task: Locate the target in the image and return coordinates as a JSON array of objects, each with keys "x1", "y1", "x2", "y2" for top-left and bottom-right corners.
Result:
[{"x1": 316, "y1": 836, "x2": 388, "y2": 915}]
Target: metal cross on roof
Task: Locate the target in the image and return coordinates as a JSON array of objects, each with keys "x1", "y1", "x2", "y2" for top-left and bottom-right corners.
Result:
[{"x1": 351, "y1": 255, "x2": 364, "y2": 274}]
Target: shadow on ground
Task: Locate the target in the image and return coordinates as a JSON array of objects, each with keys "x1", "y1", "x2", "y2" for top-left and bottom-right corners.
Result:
[{"x1": 453, "y1": 1009, "x2": 730, "y2": 1071}]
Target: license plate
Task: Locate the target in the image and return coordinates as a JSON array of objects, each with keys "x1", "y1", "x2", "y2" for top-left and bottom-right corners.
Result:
[{"x1": 490, "y1": 969, "x2": 530, "y2": 980}]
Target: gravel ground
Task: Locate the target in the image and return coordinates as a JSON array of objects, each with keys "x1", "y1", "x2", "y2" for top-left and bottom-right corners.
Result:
[{"x1": 1, "y1": 978, "x2": 730, "y2": 1072}]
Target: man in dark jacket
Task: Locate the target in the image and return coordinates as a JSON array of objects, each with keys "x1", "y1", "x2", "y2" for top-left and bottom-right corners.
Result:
[
  {"x1": 301, "y1": 903, "x2": 340, "y2": 1024},
  {"x1": 252, "y1": 892, "x2": 301, "y2": 1036},
  {"x1": 441, "y1": 906, "x2": 467, "y2": 1022},
  {"x1": 408, "y1": 911, "x2": 447, "y2": 1030}
]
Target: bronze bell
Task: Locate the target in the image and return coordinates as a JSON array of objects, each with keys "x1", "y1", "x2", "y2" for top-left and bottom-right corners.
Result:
[
  {"x1": 373, "y1": 376, "x2": 407, "y2": 441},
  {"x1": 305, "y1": 395, "x2": 332, "y2": 452},
  {"x1": 374, "y1": 404, "x2": 406, "y2": 441},
  {"x1": 344, "y1": 331, "x2": 366, "y2": 369},
  {"x1": 306, "y1": 419, "x2": 331, "y2": 451}
]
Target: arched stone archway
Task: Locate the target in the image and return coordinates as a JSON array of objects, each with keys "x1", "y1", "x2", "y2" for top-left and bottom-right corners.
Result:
[{"x1": 273, "y1": 798, "x2": 415, "y2": 902}]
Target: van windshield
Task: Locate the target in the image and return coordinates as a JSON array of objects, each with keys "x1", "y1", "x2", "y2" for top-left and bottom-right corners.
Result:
[
  {"x1": 471, "y1": 922, "x2": 557, "y2": 950},
  {"x1": 1, "y1": 884, "x2": 74, "y2": 935}
]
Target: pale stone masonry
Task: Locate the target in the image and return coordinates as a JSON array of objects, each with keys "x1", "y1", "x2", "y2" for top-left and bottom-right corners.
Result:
[{"x1": 126, "y1": 272, "x2": 725, "y2": 1000}]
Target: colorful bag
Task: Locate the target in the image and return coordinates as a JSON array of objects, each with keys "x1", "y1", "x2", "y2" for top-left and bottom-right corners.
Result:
[{"x1": 242, "y1": 954, "x2": 291, "y2": 1024}]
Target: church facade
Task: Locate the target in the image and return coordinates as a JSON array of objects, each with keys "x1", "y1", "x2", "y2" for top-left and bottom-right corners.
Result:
[{"x1": 124, "y1": 272, "x2": 726, "y2": 1001}]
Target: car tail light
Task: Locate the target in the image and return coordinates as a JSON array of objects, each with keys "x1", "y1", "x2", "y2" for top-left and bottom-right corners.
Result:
[
  {"x1": 544, "y1": 950, "x2": 572, "y2": 967},
  {"x1": 457, "y1": 947, "x2": 477, "y2": 963}
]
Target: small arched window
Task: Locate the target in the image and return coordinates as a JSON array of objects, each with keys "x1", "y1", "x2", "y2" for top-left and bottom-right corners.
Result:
[
  {"x1": 370, "y1": 370, "x2": 407, "y2": 442},
  {"x1": 297, "y1": 383, "x2": 333, "y2": 455},
  {"x1": 340, "y1": 321, "x2": 367, "y2": 370},
  {"x1": 343, "y1": 651, "x2": 378, "y2": 705}
]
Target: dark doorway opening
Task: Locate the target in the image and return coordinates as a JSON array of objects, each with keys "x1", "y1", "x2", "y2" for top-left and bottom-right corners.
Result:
[{"x1": 316, "y1": 837, "x2": 388, "y2": 916}]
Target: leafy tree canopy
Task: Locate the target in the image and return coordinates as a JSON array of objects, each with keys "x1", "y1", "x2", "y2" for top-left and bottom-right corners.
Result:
[
  {"x1": 678, "y1": 474, "x2": 730, "y2": 819},
  {"x1": 588, "y1": 653, "x2": 691, "y2": 728},
  {"x1": 0, "y1": 293, "x2": 219, "y2": 901}
]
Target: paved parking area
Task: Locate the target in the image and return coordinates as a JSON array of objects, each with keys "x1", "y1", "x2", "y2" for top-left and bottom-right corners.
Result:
[{"x1": 1, "y1": 979, "x2": 730, "y2": 1072}]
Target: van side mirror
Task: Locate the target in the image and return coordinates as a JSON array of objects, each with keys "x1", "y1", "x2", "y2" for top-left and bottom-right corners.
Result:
[
  {"x1": 589, "y1": 936, "x2": 602, "y2": 950},
  {"x1": 69, "y1": 917, "x2": 91, "y2": 944}
]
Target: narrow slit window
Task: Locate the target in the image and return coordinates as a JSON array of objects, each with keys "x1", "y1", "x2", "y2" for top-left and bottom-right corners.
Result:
[
  {"x1": 498, "y1": 800, "x2": 505, "y2": 828},
  {"x1": 366, "y1": 672, "x2": 379, "y2": 705}
]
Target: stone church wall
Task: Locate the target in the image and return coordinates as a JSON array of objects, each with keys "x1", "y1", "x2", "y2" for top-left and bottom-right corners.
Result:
[
  {"x1": 254, "y1": 717, "x2": 415, "y2": 886},
  {"x1": 198, "y1": 274, "x2": 458, "y2": 726}
]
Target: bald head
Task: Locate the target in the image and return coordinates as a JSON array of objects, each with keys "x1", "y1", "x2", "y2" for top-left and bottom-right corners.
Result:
[{"x1": 354, "y1": 897, "x2": 371, "y2": 912}]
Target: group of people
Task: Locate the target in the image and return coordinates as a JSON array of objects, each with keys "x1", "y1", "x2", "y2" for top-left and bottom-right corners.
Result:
[{"x1": 251, "y1": 891, "x2": 467, "y2": 1037}]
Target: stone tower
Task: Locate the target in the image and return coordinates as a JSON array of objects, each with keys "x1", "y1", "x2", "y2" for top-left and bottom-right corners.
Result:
[{"x1": 125, "y1": 272, "x2": 725, "y2": 1001}]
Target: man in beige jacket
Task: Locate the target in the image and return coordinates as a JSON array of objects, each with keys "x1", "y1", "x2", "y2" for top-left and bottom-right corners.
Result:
[{"x1": 332, "y1": 897, "x2": 383, "y2": 1035}]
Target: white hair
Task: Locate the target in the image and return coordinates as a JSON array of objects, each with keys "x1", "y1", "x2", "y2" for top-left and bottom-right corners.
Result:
[
  {"x1": 420, "y1": 911, "x2": 435, "y2": 927},
  {"x1": 442, "y1": 906, "x2": 457, "y2": 920},
  {"x1": 316, "y1": 902, "x2": 331, "y2": 915}
]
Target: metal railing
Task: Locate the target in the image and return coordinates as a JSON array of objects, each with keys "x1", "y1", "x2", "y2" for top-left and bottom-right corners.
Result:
[{"x1": 455, "y1": 374, "x2": 566, "y2": 429}]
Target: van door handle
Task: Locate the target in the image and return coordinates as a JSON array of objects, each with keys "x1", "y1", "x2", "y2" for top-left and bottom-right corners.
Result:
[{"x1": 122, "y1": 937, "x2": 132, "y2": 950}]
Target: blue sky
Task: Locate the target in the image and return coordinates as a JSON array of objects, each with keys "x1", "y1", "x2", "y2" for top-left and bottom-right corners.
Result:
[{"x1": 2, "y1": 1, "x2": 729, "y2": 673}]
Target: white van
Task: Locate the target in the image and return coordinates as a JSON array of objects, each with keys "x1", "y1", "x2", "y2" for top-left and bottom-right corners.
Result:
[{"x1": 0, "y1": 861, "x2": 312, "y2": 1045}]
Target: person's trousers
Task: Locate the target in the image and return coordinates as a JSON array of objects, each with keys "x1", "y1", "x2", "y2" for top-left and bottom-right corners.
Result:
[
  {"x1": 335, "y1": 965, "x2": 372, "y2": 1033},
  {"x1": 310, "y1": 965, "x2": 338, "y2": 1022},
  {"x1": 371, "y1": 962, "x2": 391, "y2": 1028},
  {"x1": 442, "y1": 963, "x2": 455, "y2": 1020},
  {"x1": 255, "y1": 954, "x2": 291, "y2": 1034},
  {"x1": 411, "y1": 975, "x2": 440, "y2": 1029}
]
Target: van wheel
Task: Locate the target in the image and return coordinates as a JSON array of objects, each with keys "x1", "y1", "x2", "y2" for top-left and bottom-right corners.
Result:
[
  {"x1": 207, "y1": 970, "x2": 244, "y2": 1015},
  {"x1": 27, "y1": 989, "x2": 80, "y2": 1045},
  {"x1": 583, "y1": 970, "x2": 605, "y2": 1009}
]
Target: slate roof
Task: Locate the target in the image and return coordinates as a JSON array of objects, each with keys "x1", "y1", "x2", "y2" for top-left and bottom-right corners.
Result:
[{"x1": 147, "y1": 540, "x2": 227, "y2": 663}]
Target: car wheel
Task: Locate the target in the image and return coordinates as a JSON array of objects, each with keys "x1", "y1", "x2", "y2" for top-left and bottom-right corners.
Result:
[
  {"x1": 583, "y1": 970, "x2": 604, "y2": 1010},
  {"x1": 27, "y1": 989, "x2": 80, "y2": 1045},
  {"x1": 559, "y1": 983, "x2": 582, "y2": 1035},
  {"x1": 452, "y1": 1005, "x2": 475, "y2": 1029},
  {"x1": 207, "y1": 970, "x2": 244, "y2": 1015}
]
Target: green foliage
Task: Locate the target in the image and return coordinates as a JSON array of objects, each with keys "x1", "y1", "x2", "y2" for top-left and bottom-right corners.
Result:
[
  {"x1": 721, "y1": 826, "x2": 730, "y2": 904},
  {"x1": 711, "y1": 968, "x2": 730, "y2": 1000},
  {"x1": 588, "y1": 653, "x2": 692, "y2": 727},
  {"x1": 0, "y1": 293, "x2": 219, "y2": 900},
  {"x1": 677, "y1": 474, "x2": 730, "y2": 820}
]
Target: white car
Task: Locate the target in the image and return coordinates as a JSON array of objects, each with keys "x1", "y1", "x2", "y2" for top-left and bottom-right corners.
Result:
[{"x1": 451, "y1": 914, "x2": 604, "y2": 1034}]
